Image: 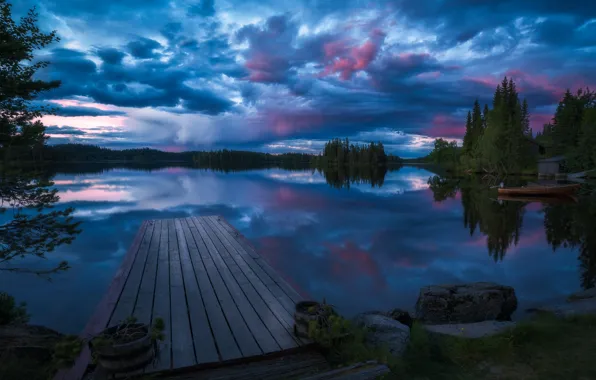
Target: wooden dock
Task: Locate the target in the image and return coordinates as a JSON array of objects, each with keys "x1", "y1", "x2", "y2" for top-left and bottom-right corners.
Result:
[{"x1": 55, "y1": 216, "x2": 312, "y2": 380}]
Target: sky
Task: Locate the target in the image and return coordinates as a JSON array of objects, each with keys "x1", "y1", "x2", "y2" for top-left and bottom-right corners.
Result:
[{"x1": 14, "y1": 0, "x2": 596, "y2": 157}]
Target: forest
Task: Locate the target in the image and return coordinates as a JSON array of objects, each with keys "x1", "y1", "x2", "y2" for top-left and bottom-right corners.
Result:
[{"x1": 424, "y1": 77, "x2": 596, "y2": 174}]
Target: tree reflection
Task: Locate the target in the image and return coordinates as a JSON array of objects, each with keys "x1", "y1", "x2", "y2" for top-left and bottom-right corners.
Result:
[
  {"x1": 321, "y1": 165, "x2": 389, "y2": 189},
  {"x1": 543, "y1": 192, "x2": 596, "y2": 289},
  {"x1": 0, "y1": 168, "x2": 81, "y2": 277},
  {"x1": 428, "y1": 176, "x2": 525, "y2": 261},
  {"x1": 428, "y1": 174, "x2": 596, "y2": 289}
]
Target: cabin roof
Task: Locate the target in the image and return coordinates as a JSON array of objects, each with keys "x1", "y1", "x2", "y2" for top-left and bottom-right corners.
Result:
[{"x1": 538, "y1": 155, "x2": 566, "y2": 163}]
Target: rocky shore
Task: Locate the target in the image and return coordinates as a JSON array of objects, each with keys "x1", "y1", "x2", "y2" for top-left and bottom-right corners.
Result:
[{"x1": 351, "y1": 281, "x2": 596, "y2": 358}]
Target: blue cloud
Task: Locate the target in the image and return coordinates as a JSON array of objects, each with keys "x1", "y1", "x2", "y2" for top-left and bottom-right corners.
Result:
[{"x1": 126, "y1": 37, "x2": 163, "y2": 59}]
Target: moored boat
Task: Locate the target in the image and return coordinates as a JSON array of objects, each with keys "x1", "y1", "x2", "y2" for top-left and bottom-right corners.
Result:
[{"x1": 497, "y1": 183, "x2": 581, "y2": 196}]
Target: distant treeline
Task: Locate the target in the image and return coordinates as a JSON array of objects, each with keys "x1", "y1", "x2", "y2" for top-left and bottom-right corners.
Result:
[
  {"x1": 312, "y1": 138, "x2": 401, "y2": 168},
  {"x1": 40, "y1": 144, "x2": 195, "y2": 163},
  {"x1": 2, "y1": 140, "x2": 403, "y2": 171},
  {"x1": 192, "y1": 150, "x2": 314, "y2": 170}
]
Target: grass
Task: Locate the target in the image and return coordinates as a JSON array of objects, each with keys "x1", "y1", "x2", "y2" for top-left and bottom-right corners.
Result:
[{"x1": 323, "y1": 313, "x2": 596, "y2": 380}]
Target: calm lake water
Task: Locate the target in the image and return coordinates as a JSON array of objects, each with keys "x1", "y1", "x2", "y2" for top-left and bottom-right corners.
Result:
[{"x1": 1, "y1": 165, "x2": 593, "y2": 334}]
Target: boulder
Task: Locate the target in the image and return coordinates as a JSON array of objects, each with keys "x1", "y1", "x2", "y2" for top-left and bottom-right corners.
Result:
[
  {"x1": 415, "y1": 282, "x2": 518, "y2": 324},
  {"x1": 360, "y1": 308, "x2": 414, "y2": 328},
  {"x1": 423, "y1": 321, "x2": 516, "y2": 338},
  {"x1": 352, "y1": 313, "x2": 410, "y2": 357}
]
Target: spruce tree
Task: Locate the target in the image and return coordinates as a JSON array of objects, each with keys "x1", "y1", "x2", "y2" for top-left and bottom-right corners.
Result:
[{"x1": 463, "y1": 111, "x2": 473, "y2": 154}]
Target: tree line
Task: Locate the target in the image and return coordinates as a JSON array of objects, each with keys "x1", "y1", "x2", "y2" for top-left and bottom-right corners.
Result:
[
  {"x1": 426, "y1": 77, "x2": 537, "y2": 174},
  {"x1": 535, "y1": 88, "x2": 596, "y2": 172},
  {"x1": 312, "y1": 138, "x2": 401, "y2": 168}
]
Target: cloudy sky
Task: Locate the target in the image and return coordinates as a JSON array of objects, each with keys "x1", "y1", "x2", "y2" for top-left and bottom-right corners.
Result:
[{"x1": 15, "y1": 0, "x2": 596, "y2": 157}]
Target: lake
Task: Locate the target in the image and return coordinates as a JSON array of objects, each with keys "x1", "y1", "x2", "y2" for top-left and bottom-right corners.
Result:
[{"x1": 1, "y1": 164, "x2": 593, "y2": 334}]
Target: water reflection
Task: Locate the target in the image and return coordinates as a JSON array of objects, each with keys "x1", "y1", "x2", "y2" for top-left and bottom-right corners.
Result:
[
  {"x1": 0, "y1": 165, "x2": 591, "y2": 334},
  {"x1": 427, "y1": 175, "x2": 595, "y2": 289}
]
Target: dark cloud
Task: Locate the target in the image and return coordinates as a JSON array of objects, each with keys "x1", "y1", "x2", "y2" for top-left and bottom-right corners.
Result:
[
  {"x1": 126, "y1": 37, "x2": 163, "y2": 59},
  {"x1": 46, "y1": 125, "x2": 87, "y2": 135},
  {"x1": 96, "y1": 48, "x2": 126, "y2": 65},
  {"x1": 20, "y1": 0, "x2": 595, "y2": 155}
]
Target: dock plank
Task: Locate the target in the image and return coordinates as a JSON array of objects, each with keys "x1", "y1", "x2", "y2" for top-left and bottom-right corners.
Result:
[
  {"x1": 182, "y1": 218, "x2": 241, "y2": 362},
  {"x1": 134, "y1": 219, "x2": 162, "y2": 326},
  {"x1": 214, "y1": 216, "x2": 304, "y2": 304},
  {"x1": 109, "y1": 222, "x2": 154, "y2": 325},
  {"x1": 195, "y1": 217, "x2": 281, "y2": 354},
  {"x1": 203, "y1": 216, "x2": 302, "y2": 350},
  {"x1": 174, "y1": 219, "x2": 219, "y2": 364},
  {"x1": 168, "y1": 219, "x2": 196, "y2": 369},
  {"x1": 208, "y1": 216, "x2": 302, "y2": 323},
  {"x1": 151, "y1": 219, "x2": 172, "y2": 371},
  {"x1": 189, "y1": 217, "x2": 263, "y2": 358}
]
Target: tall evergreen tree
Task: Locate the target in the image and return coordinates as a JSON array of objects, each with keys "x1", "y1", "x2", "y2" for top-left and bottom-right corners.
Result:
[{"x1": 463, "y1": 111, "x2": 473, "y2": 154}]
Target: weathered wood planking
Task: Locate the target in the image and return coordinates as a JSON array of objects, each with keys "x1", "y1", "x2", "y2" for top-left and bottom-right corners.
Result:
[{"x1": 58, "y1": 216, "x2": 312, "y2": 380}]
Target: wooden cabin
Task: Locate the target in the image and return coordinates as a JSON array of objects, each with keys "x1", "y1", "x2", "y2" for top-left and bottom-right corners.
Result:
[{"x1": 537, "y1": 155, "x2": 566, "y2": 178}]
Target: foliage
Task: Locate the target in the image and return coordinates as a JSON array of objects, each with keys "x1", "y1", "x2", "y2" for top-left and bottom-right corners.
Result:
[
  {"x1": 0, "y1": 0, "x2": 60, "y2": 160},
  {"x1": 304, "y1": 302, "x2": 398, "y2": 371},
  {"x1": 535, "y1": 88, "x2": 596, "y2": 172},
  {"x1": 426, "y1": 138, "x2": 460, "y2": 169},
  {"x1": 51, "y1": 334, "x2": 84, "y2": 370},
  {"x1": 0, "y1": 169, "x2": 82, "y2": 276},
  {"x1": 52, "y1": 316, "x2": 166, "y2": 370},
  {"x1": 0, "y1": 292, "x2": 29, "y2": 325},
  {"x1": 0, "y1": 2, "x2": 82, "y2": 276}
]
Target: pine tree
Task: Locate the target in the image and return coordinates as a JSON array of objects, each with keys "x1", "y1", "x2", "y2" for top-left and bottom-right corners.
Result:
[
  {"x1": 0, "y1": 1, "x2": 61, "y2": 157},
  {"x1": 482, "y1": 104, "x2": 489, "y2": 130},
  {"x1": 463, "y1": 111, "x2": 473, "y2": 154},
  {"x1": 471, "y1": 99, "x2": 483, "y2": 148}
]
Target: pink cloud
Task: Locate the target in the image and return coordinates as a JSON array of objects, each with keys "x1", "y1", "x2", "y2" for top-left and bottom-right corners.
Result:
[
  {"x1": 320, "y1": 33, "x2": 385, "y2": 80},
  {"x1": 425, "y1": 114, "x2": 466, "y2": 138},
  {"x1": 463, "y1": 75, "x2": 500, "y2": 88},
  {"x1": 530, "y1": 113, "x2": 553, "y2": 131},
  {"x1": 416, "y1": 71, "x2": 441, "y2": 80},
  {"x1": 243, "y1": 54, "x2": 289, "y2": 83},
  {"x1": 41, "y1": 115, "x2": 126, "y2": 129},
  {"x1": 49, "y1": 99, "x2": 115, "y2": 111}
]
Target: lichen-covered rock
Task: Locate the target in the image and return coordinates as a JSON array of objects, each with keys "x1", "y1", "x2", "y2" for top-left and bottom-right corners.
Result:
[
  {"x1": 415, "y1": 282, "x2": 518, "y2": 324},
  {"x1": 352, "y1": 313, "x2": 410, "y2": 356}
]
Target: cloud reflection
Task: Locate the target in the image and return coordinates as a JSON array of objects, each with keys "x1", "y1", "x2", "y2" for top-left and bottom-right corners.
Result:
[{"x1": 0, "y1": 166, "x2": 584, "y2": 334}]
